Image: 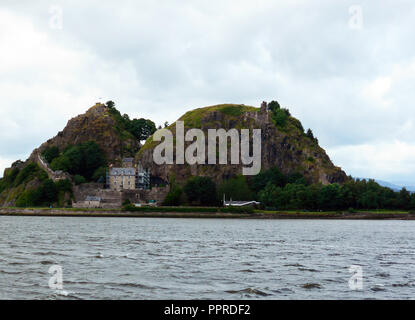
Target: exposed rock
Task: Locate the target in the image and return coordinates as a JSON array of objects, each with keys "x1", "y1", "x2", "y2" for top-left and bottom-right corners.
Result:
[
  {"x1": 136, "y1": 103, "x2": 347, "y2": 185},
  {"x1": 30, "y1": 103, "x2": 140, "y2": 165},
  {"x1": 1, "y1": 101, "x2": 348, "y2": 208},
  {"x1": 0, "y1": 103, "x2": 141, "y2": 207}
]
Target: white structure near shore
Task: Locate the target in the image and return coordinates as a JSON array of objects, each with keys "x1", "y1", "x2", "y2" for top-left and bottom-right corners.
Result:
[{"x1": 223, "y1": 199, "x2": 260, "y2": 207}]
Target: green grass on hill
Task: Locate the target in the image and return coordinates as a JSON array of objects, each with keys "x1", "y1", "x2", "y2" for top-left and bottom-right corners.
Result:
[
  {"x1": 138, "y1": 104, "x2": 259, "y2": 155},
  {"x1": 179, "y1": 104, "x2": 258, "y2": 128}
]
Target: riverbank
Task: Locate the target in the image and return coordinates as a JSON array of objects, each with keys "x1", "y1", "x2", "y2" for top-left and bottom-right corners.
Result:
[{"x1": 1, "y1": 207, "x2": 415, "y2": 219}]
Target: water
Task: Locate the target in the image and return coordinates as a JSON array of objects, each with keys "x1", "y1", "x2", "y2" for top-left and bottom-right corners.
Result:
[{"x1": 0, "y1": 216, "x2": 414, "y2": 300}]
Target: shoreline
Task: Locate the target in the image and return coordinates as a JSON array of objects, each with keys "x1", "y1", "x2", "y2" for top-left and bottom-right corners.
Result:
[{"x1": 1, "y1": 208, "x2": 415, "y2": 220}]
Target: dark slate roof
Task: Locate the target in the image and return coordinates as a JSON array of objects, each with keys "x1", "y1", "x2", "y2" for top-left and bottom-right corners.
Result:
[
  {"x1": 110, "y1": 168, "x2": 136, "y2": 176},
  {"x1": 86, "y1": 196, "x2": 101, "y2": 201}
]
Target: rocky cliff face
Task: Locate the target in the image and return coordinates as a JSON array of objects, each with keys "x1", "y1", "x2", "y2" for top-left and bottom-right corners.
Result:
[
  {"x1": 1, "y1": 101, "x2": 347, "y2": 207},
  {"x1": 30, "y1": 103, "x2": 140, "y2": 165},
  {"x1": 136, "y1": 103, "x2": 347, "y2": 185},
  {"x1": 0, "y1": 103, "x2": 141, "y2": 207}
]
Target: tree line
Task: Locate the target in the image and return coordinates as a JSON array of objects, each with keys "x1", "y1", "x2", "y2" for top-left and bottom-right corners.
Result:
[
  {"x1": 162, "y1": 166, "x2": 415, "y2": 211},
  {"x1": 106, "y1": 101, "x2": 156, "y2": 141}
]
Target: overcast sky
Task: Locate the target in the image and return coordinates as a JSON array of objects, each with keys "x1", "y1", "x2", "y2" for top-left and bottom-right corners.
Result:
[{"x1": 0, "y1": 0, "x2": 414, "y2": 185}]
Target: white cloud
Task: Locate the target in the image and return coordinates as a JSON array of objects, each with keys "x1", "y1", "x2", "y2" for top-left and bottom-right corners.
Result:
[
  {"x1": 328, "y1": 141, "x2": 415, "y2": 184},
  {"x1": 0, "y1": 1, "x2": 415, "y2": 184},
  {"x1": 0, "y1": 8, "x2": 148, "y2": 175},
  {"x1": 361, "y1": 76, "x2": 392, "y2": 107}
]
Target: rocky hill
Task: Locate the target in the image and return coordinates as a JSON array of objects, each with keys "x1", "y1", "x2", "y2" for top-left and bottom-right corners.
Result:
[
  {"x1": 0, "y1": 100, "x2": 348, "y2": 207},
  {"x1": 0, "y1": 102, "x2": 144, "y2": 206},
  {"x1": 136, "y1": 102, "x2": 347, "y2": 185},
  {"x1": 31, "y1": 103, "x2": 141, "y2": 164}
]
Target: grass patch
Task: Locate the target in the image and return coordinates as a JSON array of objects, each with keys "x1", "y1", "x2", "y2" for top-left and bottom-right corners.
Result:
[
  {"x1": 138, "y1": 104, "x2": 258, "y2": 156},
  {"x1": 179, "y1": 104, "x2": 258, "y2": 128}
]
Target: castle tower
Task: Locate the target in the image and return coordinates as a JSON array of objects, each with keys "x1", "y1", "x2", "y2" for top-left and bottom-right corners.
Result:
[{"x1": 260, "y1": 101, "x2": 268, "y2": 113}]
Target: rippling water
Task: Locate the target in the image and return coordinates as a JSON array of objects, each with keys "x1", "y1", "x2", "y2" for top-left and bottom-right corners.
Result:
[{"x1": 0, "y1": 216, "x2": 414, "y2": 299}]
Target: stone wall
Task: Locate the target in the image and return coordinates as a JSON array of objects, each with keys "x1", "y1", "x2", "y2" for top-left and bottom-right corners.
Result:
[
  {"x1": 73, "y1": 183, "x2": 169, "y2": 208},
  {"x1": 147, "y1": 187, "x2": 169, "y2": 203},
  {"x1": 72, "y1": 200, "x2": 101, "y2": 209},
  {"x1": 73, "y1": 183, "x2": 122, "y2": 209},
  {"x1": 121, "y1": 187, "x2": 169, "y2": 204}
]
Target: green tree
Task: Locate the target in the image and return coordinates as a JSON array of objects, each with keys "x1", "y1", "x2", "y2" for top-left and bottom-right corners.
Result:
[
  {"x1": 50, "y1": 142, "x2": 106, "y2": 181},
  {"x1": 41, "y1": 179, "x2": 58, "y2": 203},
  {"x1": 306, "y1": 128, "x2": 314, "y2": 139},
  {"x1": 50, "y1": 155, "x2": 71, "y2": 172},
  {"x1": 73, "y1": 175, "x2": 86, "y2": 185},
  {"x1": 272, "y1": 108, "x2": 289, "y2": 127},
  {"x1": 258, "y1": 182, "x2": 280, "y2": 208},
  {"x1": 267, "y1": 100, "x2": 281, "y2": 112},
  {"x1": 184, "y1": 176, "x2": 217, "y2": 206},
  {"x1": 163, "y1": 184, "x2": 183, "y2": 206},
  {"x1": 287, "y1": 172, "x2": 307, "y2": 185},
  {"x1": 318, "y1": 183, "x2": 340, "y2": 210},
  {"x1": 55, "y1": 179, "x2": 73, "y2": 193},
  {"x1": 42, "y1": 146, "x2": 60, "y2": 163},
  {"x1": 82, "y1": 142, "x2": 106, "y2": 179},
  {"x1": 398, "y1": 187, "x2": 411, "y2": 210},
  {"x1": 106, "y1": 100, "x2": 115, "y2": 109},
  {"x1": 218, "y1": 175, "x2": 253, "y2": 201},
  {"x1": 409, "y1": 193, "x2": 415, "y2": 210},
  {"x1": 14, "y1": 163, "x2": 39, "y2": 186},
  {"x1": 92, "y1": 166, "x2": 107, "y2": 182},
  {"x1": 63, "y1": 145, "x2": 83, "y2": 174},
  {"x1": 128, "y1": 118, "x2": 157, "y2": 141},
  {"x1": 252, "y1": 167, "x2": 287, "y2": 193}
]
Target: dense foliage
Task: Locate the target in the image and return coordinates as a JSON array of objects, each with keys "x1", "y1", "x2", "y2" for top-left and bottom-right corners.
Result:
[
  {"x1": 183, "y1": 176, "x2": 218, "y2": 206},
  {"x1": 268, "y1": 101, "x2": 319, "y2": 144},
  {"x1": 15, "y1": 178, "x2": 73, "y2": 207},
  {"x1": 162, "y1": 183, "x2": 183, "y2": 206},
  {"x1": 0, "y1": 162, "x2": 48, "y2": 194},
  {"x1": 50, "y1": 142, "x2": 106, "y2": 182},
  {"x1": 106, "y1": 101, "x2": 156, "y2": 141},
  {"x1": 268, "y1": 100, "x2": 291, "y2": 128},
  {"x1": 255, "y1": 167, "x2": 415, "y2": 211},
  {"x1": 0, "y1": 161, "x2": 73, "y2": 208},
  {"x1": 217, "y1": 175, "x2": 253, "y2": 201},
  {"x1": 164, "y1": 165, "x2": 415, "y2": 211},
  {"x1": 42, "y1": 146, "x2": 60, "y2": 163}
]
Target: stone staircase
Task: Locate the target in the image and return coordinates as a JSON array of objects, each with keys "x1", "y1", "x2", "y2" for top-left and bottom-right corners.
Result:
[{"x1": 34, "y1": 151, "x2": 71, "y2": 182}]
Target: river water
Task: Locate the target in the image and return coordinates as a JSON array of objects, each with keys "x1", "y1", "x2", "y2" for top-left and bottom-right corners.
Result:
[{"x1": 0, "y1": 216, "x2": 414, "y2": 299}]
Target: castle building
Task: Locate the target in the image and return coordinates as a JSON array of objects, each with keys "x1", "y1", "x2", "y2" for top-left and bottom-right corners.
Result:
[
  {"x1": 107, "y1": 158, "x2": 151, "y2": 191},
  {"x1": 109, "y1": 167, "x2": 136, "y2": 191},
  {"x1": 122, "y1": 158, "x2": 134, "y2": 168}
]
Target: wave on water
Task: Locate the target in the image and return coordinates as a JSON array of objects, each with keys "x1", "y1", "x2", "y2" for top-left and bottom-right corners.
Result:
[
  {"x1": 225, "y1": 288, "x2": 271, "y2": 296},
  {"x1": 301, "y1": 283, "x2": 322, "y2": 289},
  {"x1": 239, "y1": 269, "x2": 256, "y2": 273},
  {"x1": 2, "y1": 217, "x2": 415, "y2": 299},
  {"x1": 33, "y1": 251, "x2": 68, "y2": 257}
]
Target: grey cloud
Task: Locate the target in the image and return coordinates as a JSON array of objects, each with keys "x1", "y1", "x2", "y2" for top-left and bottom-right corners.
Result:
[{"x1": 1, "y1": 0, "x2": 415, "y2": 184}]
